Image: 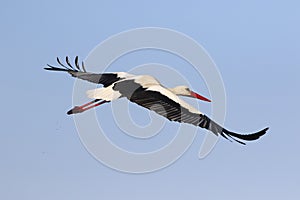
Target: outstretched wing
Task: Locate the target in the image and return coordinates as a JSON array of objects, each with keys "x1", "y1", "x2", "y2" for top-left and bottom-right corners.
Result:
[
  {"x1": 44, "y1": 56, "x2": 132, "y2": 87},
  {"x1": 113, "y1": 80, "x2": 268, "y2": 145},
  {"x1": 196, "y1": 115, "x2": 269, "y2": 145}
]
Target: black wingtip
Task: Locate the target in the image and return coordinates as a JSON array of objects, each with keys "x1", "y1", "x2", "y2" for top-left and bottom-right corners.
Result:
[
  {"x1": 45, "y1": 56, "x2": 85, "y2": 73},
  {"x1": 249, "y1": 127, "x2": 269, "y2": 139},
  {"x1": 263, "y1": 127, "x2": 269, "y2": 132},
  {"x1": 44, "y1": 66, "x2": 69, "y2": 71},
  {"x1": 223, "y1": 127, "x2": 269, "y2": 144}
]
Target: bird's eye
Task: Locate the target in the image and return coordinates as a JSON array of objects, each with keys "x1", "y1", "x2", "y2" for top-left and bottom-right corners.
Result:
[{"x1": 185, "y1": 88, "x2": 190, "y2": 92}]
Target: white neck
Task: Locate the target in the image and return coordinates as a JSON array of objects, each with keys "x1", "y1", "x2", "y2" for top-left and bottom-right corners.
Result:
[{"x1": 168, "y1": 86, "x2": 190, "y2": 96}]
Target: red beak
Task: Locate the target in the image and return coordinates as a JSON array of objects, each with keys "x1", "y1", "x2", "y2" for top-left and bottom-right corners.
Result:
[{"x1": 190, "y1": 91, "x2": 211, "y2": 102}]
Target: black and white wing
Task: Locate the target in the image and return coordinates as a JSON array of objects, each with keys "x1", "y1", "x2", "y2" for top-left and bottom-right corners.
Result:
[
  {"x1": 44, "y1": 56, "x2": 132, "y2": 87},
  {"x1": 112, "y1": 79, "x2": 268, "y2": 145}
]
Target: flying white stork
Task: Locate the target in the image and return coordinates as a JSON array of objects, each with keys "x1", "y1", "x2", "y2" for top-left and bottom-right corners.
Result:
[{"x1": 45, "y1": 56, "x2": 268, "y2": 145}]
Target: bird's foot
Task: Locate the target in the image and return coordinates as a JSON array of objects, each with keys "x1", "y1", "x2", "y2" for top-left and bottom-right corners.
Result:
[{"x1": 67, "y1": 106, "x2": 84, "y2": 115}]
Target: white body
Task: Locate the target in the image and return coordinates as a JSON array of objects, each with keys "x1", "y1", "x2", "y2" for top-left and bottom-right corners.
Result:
[{"x1": 86, "y1": 73, "x2": 201, "y2": 114}]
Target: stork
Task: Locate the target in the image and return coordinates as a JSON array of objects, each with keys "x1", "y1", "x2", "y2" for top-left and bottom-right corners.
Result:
[{"x1": 45, "y1": 56, "x2": 268, "y2": 145}]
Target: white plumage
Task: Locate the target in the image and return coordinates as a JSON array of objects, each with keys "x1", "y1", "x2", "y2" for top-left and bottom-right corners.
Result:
[{"x1": 45, "y1": 56, "x2": 268, "y2": 145}]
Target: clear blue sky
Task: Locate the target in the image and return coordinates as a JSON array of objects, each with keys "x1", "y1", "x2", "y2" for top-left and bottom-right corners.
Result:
[{"x1": 1, "y1": 0, "x2": 299, "y2": 199}]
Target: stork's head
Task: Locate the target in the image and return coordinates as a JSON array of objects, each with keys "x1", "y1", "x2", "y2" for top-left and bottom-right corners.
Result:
[{"x1": 169, "y1": 86, "x2": 211, "y2": 102}]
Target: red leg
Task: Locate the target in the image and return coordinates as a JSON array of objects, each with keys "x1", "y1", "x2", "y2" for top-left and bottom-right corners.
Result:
[
  {"x1": 81, "y1": 100, "x2": 108, "y2": 111},
  {"x1": 67, "y1": 100, "x2": 108, "y2": 115},
  {"x1": 79, "y1": 99, "x2": 101, "y2": 108}
]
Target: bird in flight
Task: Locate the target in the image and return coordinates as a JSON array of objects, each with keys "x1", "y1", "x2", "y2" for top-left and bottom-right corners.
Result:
[{"x1": 45, "y1": 56, "x2": 268, "y2": 145}]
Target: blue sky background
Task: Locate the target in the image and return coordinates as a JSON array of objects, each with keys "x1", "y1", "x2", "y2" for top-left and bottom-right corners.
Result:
[{"x1": 1, "y1": 0, "x2": 299, "y2": 199}]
